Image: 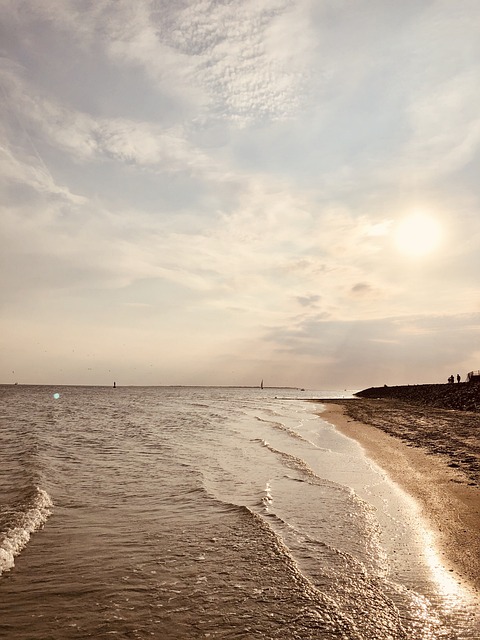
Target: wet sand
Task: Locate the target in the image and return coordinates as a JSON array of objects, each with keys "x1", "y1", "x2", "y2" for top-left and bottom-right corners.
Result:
[{"x1": 317, "y1": 399, "x2": 480, "y2": 592}]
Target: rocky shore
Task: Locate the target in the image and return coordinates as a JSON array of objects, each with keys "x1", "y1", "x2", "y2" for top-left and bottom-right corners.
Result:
[{"x1": 355, "y1": 382, "x2": 480, "y2": 412}]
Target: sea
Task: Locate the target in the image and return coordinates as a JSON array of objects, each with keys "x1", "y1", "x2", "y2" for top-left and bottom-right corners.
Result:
[{"x1": 0, "y1": 385, "x2": 478, "y2": 640}]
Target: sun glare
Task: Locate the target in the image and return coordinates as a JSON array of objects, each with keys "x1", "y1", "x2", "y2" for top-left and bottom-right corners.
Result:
[{"x1": 394, "y1": 212, "x2": 442, "y2": 257}]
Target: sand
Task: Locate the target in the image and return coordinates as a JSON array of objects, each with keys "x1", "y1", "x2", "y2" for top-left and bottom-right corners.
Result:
[{"x1": 317, "y1": 399, "x2": 480, "y2": 593}]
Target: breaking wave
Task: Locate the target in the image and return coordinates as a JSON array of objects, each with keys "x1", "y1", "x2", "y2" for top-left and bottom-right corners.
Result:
[{"x1": 0, "y1": 487, "x2": 53, "y2": 576}]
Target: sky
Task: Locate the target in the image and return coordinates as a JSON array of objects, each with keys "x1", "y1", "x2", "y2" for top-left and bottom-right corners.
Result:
[{"x1": 1, "y1": 0, "x2": 480, "y2": 389}]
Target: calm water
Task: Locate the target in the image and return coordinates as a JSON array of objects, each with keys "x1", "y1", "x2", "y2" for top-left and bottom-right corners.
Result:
[{"x1": 0, "y1": 385, "x2": 478, "y2": 639}]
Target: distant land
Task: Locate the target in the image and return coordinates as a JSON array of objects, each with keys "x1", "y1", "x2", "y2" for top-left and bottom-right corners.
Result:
[{"x1": 0, "y1": 383, "x2": 301, "y2": 390}]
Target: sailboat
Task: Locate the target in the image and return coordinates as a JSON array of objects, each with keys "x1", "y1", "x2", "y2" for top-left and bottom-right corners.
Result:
[{"x1": 260, "y1": 379, "x2": 264, "y2": 389}]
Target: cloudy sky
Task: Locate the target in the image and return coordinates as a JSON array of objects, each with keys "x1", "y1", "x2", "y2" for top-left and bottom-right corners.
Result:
[{"x1": 1, "y1": 0, "x2": 480, "y2": 389}]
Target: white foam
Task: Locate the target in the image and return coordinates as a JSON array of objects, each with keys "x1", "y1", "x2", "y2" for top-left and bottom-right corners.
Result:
[{"x1": 0, "y1": 487, "x2": 53, "y2": 575}]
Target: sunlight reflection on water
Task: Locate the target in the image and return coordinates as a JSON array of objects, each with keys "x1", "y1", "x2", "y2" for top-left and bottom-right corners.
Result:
[{"x1": 420, "y1": 526, "x2": 472, "y2": 609}]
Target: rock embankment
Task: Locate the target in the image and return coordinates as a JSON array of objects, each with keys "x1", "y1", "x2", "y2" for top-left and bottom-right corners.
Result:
[{"x1": 356, "y1": 383, "x2": 480, "y2": 412}]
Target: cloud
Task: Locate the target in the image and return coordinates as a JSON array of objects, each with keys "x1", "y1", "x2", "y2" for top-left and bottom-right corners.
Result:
[
  {"x1": 0, "y1": 64, "x2": 209, "y2": 171},
  {"x1": 351, "y1": 283, "x2": 373, "y2": 296},
  {"x1": 402, "y1": 70, "x2": 480, "y2": 180},
  {"x1": 2, "y1": 0, "x2": 317, "y2": 124},
  {"x1": 0, "y1": 139, "x2": 84, "y2": 204},
  {"x1": 296, "y1": 294, "x2": 321, "y2": 308},
  {"x1": 130, "y1": 0, "x2": 313, "y2": 122},
  {"x1": 264, "y1": 312, "x2": 480, "y2": 386}
]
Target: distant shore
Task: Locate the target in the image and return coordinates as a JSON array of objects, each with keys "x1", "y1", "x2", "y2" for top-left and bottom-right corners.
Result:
[{"x1": 316, "y1": 397, "x2": 480, "y2": 592}]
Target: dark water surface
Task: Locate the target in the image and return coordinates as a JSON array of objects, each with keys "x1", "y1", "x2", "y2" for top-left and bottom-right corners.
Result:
[{"x1": 0, "y1": 385, "x2": 478, "y2": 639}]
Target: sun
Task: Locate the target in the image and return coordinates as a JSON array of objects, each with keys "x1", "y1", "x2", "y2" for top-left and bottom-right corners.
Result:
[{"x1": 394, "y1": 212, "x2": 442, "y2": 257}]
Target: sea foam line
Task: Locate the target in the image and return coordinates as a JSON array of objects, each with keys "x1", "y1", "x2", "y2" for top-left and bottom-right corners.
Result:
[{"x1": 0, "y1": 487, "x2": 53, "y2": 576}]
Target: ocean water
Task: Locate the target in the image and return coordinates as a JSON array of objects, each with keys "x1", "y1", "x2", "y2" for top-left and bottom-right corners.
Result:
[{"x1": 0, "y1": 385, "x2": 478, "y2": 640}]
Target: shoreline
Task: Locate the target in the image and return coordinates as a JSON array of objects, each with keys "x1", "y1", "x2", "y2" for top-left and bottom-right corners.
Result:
[{"x1": 318, "y1": 401, "x2": 480, "y2": 593}]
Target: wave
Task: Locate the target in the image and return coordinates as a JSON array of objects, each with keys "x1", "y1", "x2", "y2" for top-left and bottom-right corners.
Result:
[
  {"x1": 0, "y1": 486, "x2": 53, "y2": 576},
  {"x1": 255, "y1": 415, "x2": 311, "y2": 443},
  {"x1": 199, "y1": 489, "x2": 408, "y2": 639}
]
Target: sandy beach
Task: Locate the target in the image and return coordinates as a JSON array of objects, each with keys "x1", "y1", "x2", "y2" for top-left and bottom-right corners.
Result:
[{"x1": 317, "y1": 399, "x2": 480, "y2": 593}]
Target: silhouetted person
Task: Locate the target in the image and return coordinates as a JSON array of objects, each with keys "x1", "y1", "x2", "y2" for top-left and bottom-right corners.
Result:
[
  {"x1": 448, "y1": 375, "x2": 454, "y2": 384},
  {"x1": 457, "y1": 374, "x2": 461, "y2": 383}
]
